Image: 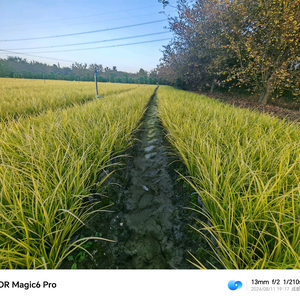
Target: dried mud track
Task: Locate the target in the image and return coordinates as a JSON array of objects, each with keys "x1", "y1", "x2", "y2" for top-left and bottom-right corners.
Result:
[
  {"x1": 63, "y1": 88, "x2": 196, "y2": 269},
  {"x1": 117, "y1": 93, "x2": 187, "y2": 269}
]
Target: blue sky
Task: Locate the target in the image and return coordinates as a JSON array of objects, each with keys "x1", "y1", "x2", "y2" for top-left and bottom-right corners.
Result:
[{"x1": 0, "y1": 0, "x2": 177, "y2": 73}]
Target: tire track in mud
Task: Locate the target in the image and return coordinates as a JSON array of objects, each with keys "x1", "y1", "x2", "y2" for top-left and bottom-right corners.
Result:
[{"x1": 62, "y1": 89, "x2": 198, "y2": 269}]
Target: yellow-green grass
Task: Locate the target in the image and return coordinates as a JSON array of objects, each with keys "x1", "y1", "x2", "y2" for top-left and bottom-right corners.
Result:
[
  {"x1": 0, "y1": 78, "x2": 138, "y2": 120},
  {"x1": 0, "y1": 85, "x2": 156, "y2": 269},
  {"x1": 157, "y1": 86, "x2": 300, "y2": 269}
]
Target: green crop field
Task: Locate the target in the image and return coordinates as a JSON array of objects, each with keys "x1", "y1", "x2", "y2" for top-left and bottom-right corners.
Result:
[
  {"x1": 157, "y1": 86, "x2": 300, "y2": 269},
  {"x1": 0, "y1": 78, "x2": 138, "y2": 120},
  {"x1": 1, "y1": 79, "x2": 299, "y2": 270},
  {"x1": 0, "y1": 78, "x2": 156, "y2": 269}
]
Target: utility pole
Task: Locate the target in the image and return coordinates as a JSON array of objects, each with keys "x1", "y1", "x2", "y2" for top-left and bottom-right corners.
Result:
[{"x1": 95, "y1": 67, "x2": 99, "y2": 98}]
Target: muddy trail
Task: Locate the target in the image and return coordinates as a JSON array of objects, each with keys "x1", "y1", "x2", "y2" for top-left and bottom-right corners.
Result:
[{"x1": 61, "y1": 90, "x2": 215, "y2": 269}]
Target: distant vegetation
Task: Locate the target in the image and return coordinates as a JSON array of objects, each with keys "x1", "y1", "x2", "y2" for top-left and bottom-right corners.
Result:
[{"x1": 0, "y1": 56, "x2": 162, "y2": 85}]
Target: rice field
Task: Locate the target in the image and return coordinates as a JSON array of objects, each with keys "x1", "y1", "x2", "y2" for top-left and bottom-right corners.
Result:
[
  {"x1": 0, "y1": 78, "x2": 138, "y2": 120},
  {"x1": 0, "y1": 79, "x2": 156, "y2": 269},
  {"x1": 157, "y1": 86, "x2": 300, "y2": 269}
]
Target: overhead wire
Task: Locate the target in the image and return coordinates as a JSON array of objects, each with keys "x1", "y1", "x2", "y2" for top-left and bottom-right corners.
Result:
[
  {"x1": 0, "y1": 38, "x2": 171, "y2": 55},
  {"x1": 0, "y1": 4, "x2": 174, "y2": 70},
  {"x1": 0, "y1": 38, "x2": 171, "y2": 63},
  {"x1": 0, "y1": 49, "x2": 83, "y2": 63},
  {"x1": 4, "y1": 31, "x2": 171, "y2": 51},
  {"x1": 0, "y1": 19, "x2": 167, "y2": 42},
  {"x1": 15, "y1": 38, "x2": 172, "y2": 54}
]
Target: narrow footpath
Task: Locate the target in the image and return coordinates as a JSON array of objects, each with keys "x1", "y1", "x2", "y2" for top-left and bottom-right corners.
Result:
[{"x1": 63, "y1": 90, "x2": 198, "y2": 269}]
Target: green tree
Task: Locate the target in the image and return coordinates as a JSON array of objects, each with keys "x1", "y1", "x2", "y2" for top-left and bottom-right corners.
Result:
[
  {"x1": 49, "y1": 72, "x2": 55, "y2": 80},
  {"x1": 89, "y1": 63, "x2": 103, "y2": 75},
  {"x1": 137, "y1": 68, "x2": 148, "y2": 77},
  {"x1": 57, "y1": 73, "x2": 63, "y2": 80},
  {"x1": 158, "y1": 0, "x2": 227, "y2": 91},
  {"x1": 158, "y1": 0, "x2": 300, "y2": 103},
  {"x1": 149, "y1": 68, "x2": 158, "y2": 79},
  {"x1": 109, "y1": 73, "x2": 115, "y2": 83},
  {"x1": 218, "y1": 0, "x2": 300, "y2": 103},
  {"x1": 22, "y1": 70, "x2": 28, "y2": 78},
  {"x1": 0, "y1": 64, "x2": 7, "y2": 77},
  {"x1": 86, "y1": 72, "x2": 91, "y2": 81},
  {"x1": 122, "y1": 74, "x2": 128, "y2": 83},
  {"x1": 71, "y1": 62, "x2": 88, "y2": 77},
  {"x1": 67, "y1": 73, "x2": 75, "y2": 81}
]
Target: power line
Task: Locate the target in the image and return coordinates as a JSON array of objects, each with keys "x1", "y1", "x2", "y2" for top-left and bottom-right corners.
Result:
[
  {"x1": 0, "y1": 38, "x2": 170, "y2": 56},
  {"x1": 0, "y1": 49, "x2": 81, "y2": 64},
  {"x1": 0, "y1": 19, "x2": 167, "y2": 42},
  {"x1": 5, "y1": 32, "x2": 170, "y2": 51},
  {"x1": 19, "y1": 38, "x2": 172, "y2": 54},
  {"x1": 1, "y1": 4, "x2": 162, "y2": 28}
]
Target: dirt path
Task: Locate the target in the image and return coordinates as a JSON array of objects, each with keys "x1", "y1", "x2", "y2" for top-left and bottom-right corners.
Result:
[
  {"x1": 196, "y1": 91, "x2": 300, "y2": 123},
  {"x1": 61, "y1": 89, "x2": 197, "y2": 269}
]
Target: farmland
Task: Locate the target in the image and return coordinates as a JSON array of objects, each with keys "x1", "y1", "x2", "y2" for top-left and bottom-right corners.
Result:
[
  {"x1": 0, "y1": 78, "x2": 156, "y2": 269},
  {"x1": 157, "y1": 86, "x2": 300, "y2": 269},
  {"x1": 1, "y1": 79, "x2": 300, "y2": 269},
  {"x1": 0, "y1": 79, "x2": 137, "y2": 120}
]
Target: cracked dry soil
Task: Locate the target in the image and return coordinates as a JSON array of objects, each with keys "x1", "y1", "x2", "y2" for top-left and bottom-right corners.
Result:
[{"x1": 61, "y1": 91, "x2": 198, "y2": 269}]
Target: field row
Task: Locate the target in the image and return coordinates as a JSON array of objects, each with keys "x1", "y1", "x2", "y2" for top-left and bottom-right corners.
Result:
[
  {"x1": 0, "y1": 84, "x2": 156, "y2": 269},
  {"x1": 0, "y1": 79, "x2": 139, "y2": 120},
  {"x1": 1, "y1": 79, "x2": 300, "y2": 270},
  {"x1": 157, "y1": 86, "x2": 300, "y2": 269}
]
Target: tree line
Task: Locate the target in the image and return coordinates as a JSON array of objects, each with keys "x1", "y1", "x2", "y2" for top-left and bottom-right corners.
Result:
[
  {"x1": 0, "y1": 57, "x2": 163, "y2": 85},
  {"x1": 158, "y1": 0, "x2": 300, "y2": 104}
]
